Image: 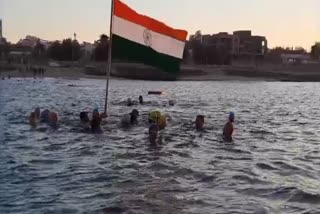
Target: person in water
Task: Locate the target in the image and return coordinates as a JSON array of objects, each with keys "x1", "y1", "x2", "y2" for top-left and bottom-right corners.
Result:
[
  {"x1": 29, "y1": 112, "x2": 38, "y2": 128},
  {"x1": 79, "y1": 111, "x2": 90, "y2": 130},
  {"x1": 195, "y1": 115, "x2": 205, "y2": 131},
  {"x1": 139, "y1": 96, "x2": 144, "y2": 104},
  {"x1": 40, "y1": 109, "x2": 50, "y2": 123},
  {"x1": 91, "y1": 109, "x2": 102, "y2": 133},
  {"x1": 121, "y1": 109, "x2": 140, "y2": 128},
  {"x1": 149, "y1": 110, "x2": 167, "y2": 130},
  {"x1": 34, "y1": 107, "x2": 41, "y2": 121},
  {"x1": 223, "y1": 112, "x2": 235, "y2": 142},
  {"x1": 48, "y1": 111, "x2": 59, "y2": 129},
  {"x1": 130, "y1": 109, "x2": 139, "y2": 125},
  {"x1": 148, "y1": 123, "x2": 159, "y2": 145},
  {"x1": 29, "y1": 108, "x2": 41, "y2": 127}
]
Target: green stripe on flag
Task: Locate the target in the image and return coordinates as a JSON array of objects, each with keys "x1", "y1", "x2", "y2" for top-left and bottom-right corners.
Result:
[{"x1": 112, "y1": 35, "x2": 182, "y2": 74}]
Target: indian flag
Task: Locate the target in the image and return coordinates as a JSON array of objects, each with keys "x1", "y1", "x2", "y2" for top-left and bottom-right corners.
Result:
[{"x1": 112, "y1": 0, "x2": 188, "y2": 74}]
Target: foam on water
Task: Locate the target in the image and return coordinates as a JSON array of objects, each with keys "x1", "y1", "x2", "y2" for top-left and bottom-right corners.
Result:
[{"x1": 1, "y1": 78, "x2": 320, "y2": 213}]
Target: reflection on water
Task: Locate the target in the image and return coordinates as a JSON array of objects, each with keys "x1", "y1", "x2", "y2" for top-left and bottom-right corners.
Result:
[{"x1": 1, "y1": 78, "x2": 320, "y2": 213}]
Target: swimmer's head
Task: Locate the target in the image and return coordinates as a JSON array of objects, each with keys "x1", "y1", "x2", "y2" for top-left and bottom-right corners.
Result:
[
  {"x1": 195, "y1": 115, "x2": 205, "y2": 130},
  {"x1": 149, "y1": 124, "x2": 159, "y2": 143},
  {"x1": 130, "y1": 109, "x2": 139, "y2": 124},
  {"x1": 229, "y1": 112, "x2": 235, "y2": 122},
  {"x1": 139, "y1": 96, "x2": 143, "y2": 104},
  {"x1": 93, "y1": 108, "x2": 99, "y2": 115},
  {"x1": 40, "y1": 109, "x2": 50, "y2": 122},
  {"x1": 80, "y1": 112, "x2": 89, "y2": 123},
  {"x1": 169, "y1": 100, "x2": 175, "y2": 106},
  {"x1": 130, "y1": 109, "x2": 139, "y2": 117}
]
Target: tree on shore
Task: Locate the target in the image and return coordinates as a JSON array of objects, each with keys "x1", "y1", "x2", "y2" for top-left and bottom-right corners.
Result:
[
  {"x1": 93, "y1": 34, "x2": 109, "y2": 61},
  {"x1": 182, "y1": 47, "x2": 190, "y2": 62},
  {"x1": 311, "y1": 43, "x2": 320, "y2": 60},
  {"x1": 0, "y1": 38, "x2": 10, "y2": 59},
  {"x1": 48, "y1": 38, "x2": 81, "y2": 61},
  {"x1": 191, "y1": 40, "x2": 205, "y2": 64},
  {"x1": 32, "y1": 39, "x2": 45, "y2": 59}
]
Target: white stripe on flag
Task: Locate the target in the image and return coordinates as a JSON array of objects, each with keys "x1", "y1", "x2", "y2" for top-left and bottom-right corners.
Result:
[{"x1": 112, "y1": 16, "x2": 185, "y2": 59}]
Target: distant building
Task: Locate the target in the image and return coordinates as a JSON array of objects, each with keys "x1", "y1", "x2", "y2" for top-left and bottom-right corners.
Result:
[
  {"x1": 189, "y1": 32, "x2": 234, "y2": 51},
  {"x1": 206, "y1": 32, "x2": 233, "y2": 53},
  {"x1": 189, "y1": 30, "x2": 202, "y2": 43},
  {"x1": 189, "y1": 30, "x2": 268, "y2": 58},
  {"x1": 17, "y1": 35, "x2": 50, "y2": 49},
  {"x1": 232, "y1": 30, "x2": 267, "y2": 57},
  {"x1": 311, "y1": 42, "x2": 320, "y2": 61}
]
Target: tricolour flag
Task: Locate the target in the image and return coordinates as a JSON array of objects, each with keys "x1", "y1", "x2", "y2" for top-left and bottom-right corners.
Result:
[{"x1": 112, "y1": 0, "x2": 188, "y2": 73}]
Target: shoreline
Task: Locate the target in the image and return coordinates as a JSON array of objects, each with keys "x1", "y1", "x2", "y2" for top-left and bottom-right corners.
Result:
[{"x1": 1, "y1": 62, "x2": 320, "y2": 82}]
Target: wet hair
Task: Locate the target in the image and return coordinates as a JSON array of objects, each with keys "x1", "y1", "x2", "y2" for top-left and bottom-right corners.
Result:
[
  {"x1": 195, "y1": 115, "x2": 205, "y2": 130},
  {"x1": 130, "y1": 109, "x2": 139, "y2": 116},
  {"x1": 80, "y1": 112, "x2": 89, "y2": 122},
  {"x1": 196, "y1": 115, "x2": 205, "y2": 122},
  {"x1": 40, "y1": 109, "x2": 50, "y2": 122},
  {"x1": 139, "y1": 96, "x2": 143, "y2": 104},
  {"x1": 130, "y1": 109, "x2": 139, "y2": 124},
  {"x1": 229, "y1": 112, "x2": 235, "y2": 122}
]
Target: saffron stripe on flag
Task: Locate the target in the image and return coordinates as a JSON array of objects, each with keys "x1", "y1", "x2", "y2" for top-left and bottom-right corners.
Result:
[{"x1": 114, "y1": 0, "x2": 187, "y2": 42}]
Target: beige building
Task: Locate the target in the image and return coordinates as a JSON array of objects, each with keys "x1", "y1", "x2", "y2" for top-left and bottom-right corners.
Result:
[{"x1": 189, "y1": 30, "x2": 268, "y2": 57}]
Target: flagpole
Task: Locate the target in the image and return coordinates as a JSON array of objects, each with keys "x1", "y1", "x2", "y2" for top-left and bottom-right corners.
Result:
[{"x1": 104, "y1": 0, "x2": 115, "y2": 114}]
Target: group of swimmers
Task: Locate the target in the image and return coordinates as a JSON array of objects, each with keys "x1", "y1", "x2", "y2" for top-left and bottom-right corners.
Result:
[
  {"x1": 29, "y1": 107, "x2": 107, "y2": 133},
  {"x1": 29, "y1": 108, "x2": 59, "y2": 129},
  {"x1": 125, "y1": 97, "x2": 235, "y2": 143},
  {"x1": 29, "y1": 95, "x2": 235, "y2": 144},
  {"x1": 79, "y1": 109, "x2": 107, "y2": 133}
]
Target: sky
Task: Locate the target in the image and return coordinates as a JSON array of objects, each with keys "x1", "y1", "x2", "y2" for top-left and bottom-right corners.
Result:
[{"x1": 1, "y1": 0, "x2": 319, "y2": 50}]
